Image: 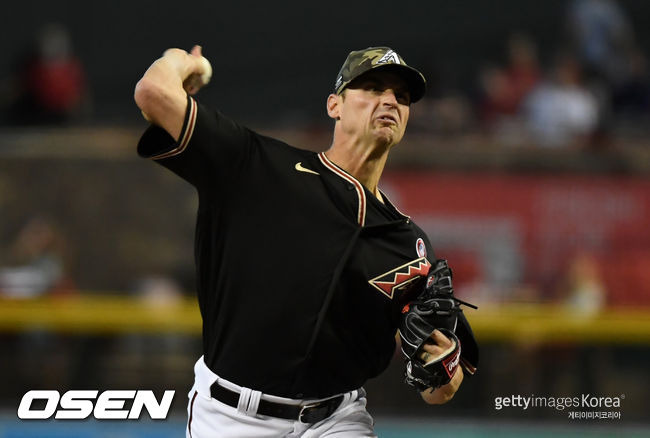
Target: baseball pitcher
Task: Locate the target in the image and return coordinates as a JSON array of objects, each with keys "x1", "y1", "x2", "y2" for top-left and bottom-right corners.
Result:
[{"x1": 134, "y1": 45, "x2": 478, "y2": 437}]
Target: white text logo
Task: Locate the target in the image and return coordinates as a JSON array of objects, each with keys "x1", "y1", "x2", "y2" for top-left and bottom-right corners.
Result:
[{"x1": 17, "y1": 390, "x2": 175, "y2": 420}]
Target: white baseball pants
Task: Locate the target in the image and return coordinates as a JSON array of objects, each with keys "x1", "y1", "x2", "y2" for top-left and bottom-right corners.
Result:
[{"x1": 186, "y1": 356, "x2": 376, "y2": 437}]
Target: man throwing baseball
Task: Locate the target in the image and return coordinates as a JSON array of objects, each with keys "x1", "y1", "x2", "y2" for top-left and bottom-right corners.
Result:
[{"x1": 134, "y1": 44, "x2": 476, "y2": 437}]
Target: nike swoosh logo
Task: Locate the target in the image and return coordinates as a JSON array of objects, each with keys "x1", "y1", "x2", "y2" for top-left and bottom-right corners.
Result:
[{"x1": 295, "y1": 162, "x2": 320, "y2": 175}]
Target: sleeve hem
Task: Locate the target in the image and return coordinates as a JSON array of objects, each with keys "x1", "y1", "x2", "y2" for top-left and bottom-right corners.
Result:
[
  {"x1": 138, "y1": 96, "x2": 198, "y2": 160},
  {"x1": 150, "y1": 96, "x2": 198, "y2": 160}
]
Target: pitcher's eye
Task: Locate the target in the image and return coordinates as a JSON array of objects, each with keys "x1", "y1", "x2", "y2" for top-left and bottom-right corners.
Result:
[
  {"x1": 363, "y1": 82, "x2": 379, "y2": 91},
  {"x1": 396, "y1": 92, "x2": 411, "y2": 105}
]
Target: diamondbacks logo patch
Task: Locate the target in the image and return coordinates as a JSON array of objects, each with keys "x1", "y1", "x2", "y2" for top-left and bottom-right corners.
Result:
[
  {"x1": 369, "y1": 257, "x2": 431, "y2": 299},
  {"x1": 415, "y1": 238, "x2": 426, "y2": 257}
]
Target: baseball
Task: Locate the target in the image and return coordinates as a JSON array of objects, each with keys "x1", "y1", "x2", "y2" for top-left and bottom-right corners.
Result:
[{"x1": 199, "y1": 56, "x2": 212, "y2": 85}]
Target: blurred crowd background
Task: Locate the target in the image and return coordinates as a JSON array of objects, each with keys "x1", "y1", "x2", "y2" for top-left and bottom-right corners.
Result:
[{"x1": 0, "y1": 0, "x2": 649, "y2": 434}]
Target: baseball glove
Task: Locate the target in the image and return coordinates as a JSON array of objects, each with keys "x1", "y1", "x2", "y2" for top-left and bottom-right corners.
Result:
[{"x1": 398, "y1": 259, "x2": 479, "y2": 392}]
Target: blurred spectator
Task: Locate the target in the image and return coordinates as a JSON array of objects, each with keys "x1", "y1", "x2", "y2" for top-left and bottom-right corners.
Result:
[
  {"x1": 0, "y1": 217, "x2": 74, "y2": 298},
  {"x1": 504, "y1": 34, "x2": 541, "y2": 109},
  {"x1": 567, "y1": 0, "x2": 634, "y2": 86},
  {"x1": 557, "y1": 253, "x2": 606, "y2": 316},
  {"x1": 477, "y1": 64, "x2": 515, "y2": 123},
  {"x1": 565, "y1": 0, "x2": 648, "y2": 146},
  {"x1": 478, "y1": 34, "x2": 541, "y2": 123},
  {"x1": 5, "y1": 23, "x2": 89, "y2": 125},
  {"x1": 523, "y1": 53, "x2": 599, "y2": 148},
  {"x1": 475, "y1": 34, "x2": 541, "y2": 146},
  {"x1": 135, "y1": 274, "x2": 185, "y2": 306}
]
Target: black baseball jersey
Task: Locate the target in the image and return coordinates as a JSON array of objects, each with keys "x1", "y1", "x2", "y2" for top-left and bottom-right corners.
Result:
[{"x1": 138, "y1": 96, "x2": 436, "y2": 399}]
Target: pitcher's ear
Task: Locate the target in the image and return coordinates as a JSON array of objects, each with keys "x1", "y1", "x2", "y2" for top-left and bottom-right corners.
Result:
[{"x1": 327, "y1": 93, "x2": 341, "y2": 120}]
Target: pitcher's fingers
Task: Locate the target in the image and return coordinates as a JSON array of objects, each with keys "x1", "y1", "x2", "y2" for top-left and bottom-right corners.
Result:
[{"x1": 430, "y1": 329, "x2": 453, "y2": 348}]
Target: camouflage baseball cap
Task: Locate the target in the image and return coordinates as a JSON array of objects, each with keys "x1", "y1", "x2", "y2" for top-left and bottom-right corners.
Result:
[{"x1": 334, "y1": 47, "x2": 426, "y2": 103}]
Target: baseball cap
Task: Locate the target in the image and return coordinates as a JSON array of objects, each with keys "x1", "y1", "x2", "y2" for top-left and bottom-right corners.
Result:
[{"x1": 333, "y1": 47, "x2": 426, "y2": 103}]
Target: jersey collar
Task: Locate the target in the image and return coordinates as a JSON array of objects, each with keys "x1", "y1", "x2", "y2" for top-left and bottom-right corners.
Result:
[
  {"x1": 318, "y1": 152, "x2": 367, "y2": 226},
  {"x1": 317, "y1": 152, "x2": 412, "y2": 227}
]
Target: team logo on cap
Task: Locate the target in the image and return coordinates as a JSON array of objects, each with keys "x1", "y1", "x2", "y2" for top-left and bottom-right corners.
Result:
[
  {"x1": 369, "y1": 257, "x2": 431, "y2": 299},
  {"x1": 377, "y1": 50, "x2": 401, "y2": 65}
]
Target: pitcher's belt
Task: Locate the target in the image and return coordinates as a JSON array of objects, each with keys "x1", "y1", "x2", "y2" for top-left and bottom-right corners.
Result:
[{"x1": 209, "y1": 382, "x2": 344, "y2": 424}]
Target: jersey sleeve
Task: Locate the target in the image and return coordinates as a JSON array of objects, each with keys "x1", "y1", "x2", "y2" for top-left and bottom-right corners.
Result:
[{"x1": 137, "y1": 95, "x2": 254, "y2": 190}]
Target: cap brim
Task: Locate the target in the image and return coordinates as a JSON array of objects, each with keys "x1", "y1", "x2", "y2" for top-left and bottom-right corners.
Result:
[{"x1": 369, "y1": 64, "x2": 427, "y2": 103}]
